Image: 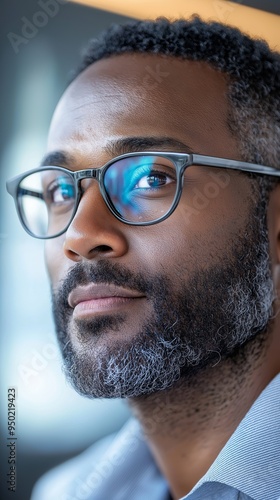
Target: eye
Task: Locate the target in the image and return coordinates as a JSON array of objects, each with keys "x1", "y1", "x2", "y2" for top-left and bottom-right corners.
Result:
[
  {"x1": 46, "y1": 176, "x2": 75, "y2": 204},
  {"x1": 135, "y1": 171, "x2": 174, "y2": 189},
  {"x1": 129, "y1": 161, "x2": 176, "y2": 192}
]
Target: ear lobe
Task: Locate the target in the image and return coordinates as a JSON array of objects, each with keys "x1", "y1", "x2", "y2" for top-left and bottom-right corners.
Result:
[
  {"x1": 271, "y1": 231, "x2": 280, "y2": 301},
  {"x1": 273, "y1": 263, "x2": 280, "y2": 297},
  {"x1": 275, "y1": 233, "x2": 280, "y2": 297},
  {"x1": 266, "y1": 185, "x2": 280, "y2": 298},
  {"x1": 277, "y1": 232, "x2": 280, "y2": 265},
  {"x1": 274, "y1": 194, "x2": 280, "y2": 266},
  {"x1": 267, "y1": 184, "x2": 280, "y2": 265}
]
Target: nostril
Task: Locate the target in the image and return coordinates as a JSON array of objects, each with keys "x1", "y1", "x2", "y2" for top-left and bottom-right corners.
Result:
[{"x1": 94, "y1": 245, "x2": 113, "y2": 253}]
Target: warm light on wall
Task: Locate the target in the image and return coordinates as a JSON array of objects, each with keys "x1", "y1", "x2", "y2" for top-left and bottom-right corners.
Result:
[{"x1": 69, "y1": 0, "x2": 280, "y2": 50}]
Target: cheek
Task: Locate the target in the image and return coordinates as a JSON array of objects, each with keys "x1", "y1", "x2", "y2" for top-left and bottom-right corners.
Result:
[
  {"x1": 132, "y1": 180, "x2": 252, "y2": 277},
  {"x1": 129, "y1": 223, "x2": 197, "y2": 282}
]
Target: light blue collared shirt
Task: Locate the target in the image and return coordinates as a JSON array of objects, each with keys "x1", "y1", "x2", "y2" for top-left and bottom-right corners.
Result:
[{"x1": 31, "y1": 374, "x2": 280, "y2": 500}]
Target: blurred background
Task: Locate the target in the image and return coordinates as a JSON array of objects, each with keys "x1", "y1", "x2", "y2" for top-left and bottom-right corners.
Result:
[{"x1": 0, "y1": 1, "x2": 279, "y2": 499}]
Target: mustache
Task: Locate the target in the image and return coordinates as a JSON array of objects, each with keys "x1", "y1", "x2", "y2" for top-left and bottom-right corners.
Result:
[{"x1": 52, "y1": 260, "x2": 159, "y2": 307}]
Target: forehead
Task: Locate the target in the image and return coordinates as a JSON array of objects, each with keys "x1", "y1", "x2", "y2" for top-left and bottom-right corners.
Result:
[{"x1": 48, "y1": 53, "x2": 239, "y2": 160}]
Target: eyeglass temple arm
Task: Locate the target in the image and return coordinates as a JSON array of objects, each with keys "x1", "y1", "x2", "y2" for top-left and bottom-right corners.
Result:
[
  {"x1": 192, "y1": 154, "x2": 280, "y2": 176},
  {"x1": 18, "y1": 187, "x2": 44, "y2": 199}
]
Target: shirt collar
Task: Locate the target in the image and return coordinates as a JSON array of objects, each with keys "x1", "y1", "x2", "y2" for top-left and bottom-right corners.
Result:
[{"x1": 184, "y1": 373, "x2": 280, "y2": 500}]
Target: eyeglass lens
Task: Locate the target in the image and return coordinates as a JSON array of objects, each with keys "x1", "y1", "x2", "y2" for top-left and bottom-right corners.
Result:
[{"x1": 17, "y1": 155, "x2": 178, "y2": 237}]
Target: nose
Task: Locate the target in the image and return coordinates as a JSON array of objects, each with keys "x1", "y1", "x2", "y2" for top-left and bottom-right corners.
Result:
[{"x1": 63, "y1": 182, "x2": 129, "y2": 262}]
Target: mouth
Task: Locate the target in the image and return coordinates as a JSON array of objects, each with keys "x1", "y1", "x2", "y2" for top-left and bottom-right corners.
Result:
[{"x1": 68, "y1": 283, "x2": 146, "y2": 318}]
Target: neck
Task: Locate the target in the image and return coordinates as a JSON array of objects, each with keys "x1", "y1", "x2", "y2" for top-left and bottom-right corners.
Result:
[{"x1": 128, "y1": 332, "x2": 277, "y2": 499}]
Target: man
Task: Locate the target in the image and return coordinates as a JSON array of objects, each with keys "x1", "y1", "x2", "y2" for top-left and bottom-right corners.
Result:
[{"x1": 7, "y1": 16, "x2": 280, "y2": 500}]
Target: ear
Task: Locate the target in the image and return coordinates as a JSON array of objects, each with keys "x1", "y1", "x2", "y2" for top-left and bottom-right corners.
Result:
[
  {"x1": 267, "y1": 184, "x2": 280, "y2": 295},
  {"x1": 274, "y1": 188, "x2": 280, "y2": 269}
]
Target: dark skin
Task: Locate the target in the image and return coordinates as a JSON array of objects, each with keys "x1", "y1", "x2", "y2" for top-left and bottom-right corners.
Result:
[{"x1": 44, "y1": 54, "x2": 280, "y2": 499}]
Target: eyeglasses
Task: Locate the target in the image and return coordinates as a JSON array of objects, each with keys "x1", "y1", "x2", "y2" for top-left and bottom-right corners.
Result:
[{"x1": 6, "y1": 151, "x2": 280, "y2": 239}]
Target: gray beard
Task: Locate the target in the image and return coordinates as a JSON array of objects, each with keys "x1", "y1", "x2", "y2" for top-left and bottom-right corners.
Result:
[{"x1": 52, "y1": 201, "x2": 275, "y2": 399}]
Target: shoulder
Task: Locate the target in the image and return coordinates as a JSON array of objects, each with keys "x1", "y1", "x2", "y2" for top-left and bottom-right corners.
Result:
[
  {"x1": 30, "y1": 418, "x2": 163, "y2": 500},
  {"x1": 30, "y1": 432, "x2": 117, "y2": 500}
]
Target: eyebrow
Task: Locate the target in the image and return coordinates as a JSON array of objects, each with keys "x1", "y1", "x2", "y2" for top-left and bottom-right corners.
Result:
[
  {"x1": 39, "y1": 136, "x2": 195, "y2": 168},
  {"x1": 40, "y1": 151, "x2": 74, "y2": 168},
  {"x1": 106, "y1": 137, "x2": 195, "y2": 156}
]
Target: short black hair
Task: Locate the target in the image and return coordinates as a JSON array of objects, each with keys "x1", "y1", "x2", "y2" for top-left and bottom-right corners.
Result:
[
  {"x1": 72, "y1": 17, "x2": 280, "y2": 194},
  {"x1": 75, "y1": 17, "x2": 279, "y2": 97}
]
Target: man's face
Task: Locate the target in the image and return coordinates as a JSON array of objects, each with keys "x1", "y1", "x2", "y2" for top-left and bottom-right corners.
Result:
[{"x1": 45, "y1": 54, "x2": 274, "y2": 398}]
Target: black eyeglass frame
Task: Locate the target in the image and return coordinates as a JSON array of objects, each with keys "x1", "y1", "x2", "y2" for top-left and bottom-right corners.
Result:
[{"x1": 6, "y1": 151, "x2": 280, "y2": 239}]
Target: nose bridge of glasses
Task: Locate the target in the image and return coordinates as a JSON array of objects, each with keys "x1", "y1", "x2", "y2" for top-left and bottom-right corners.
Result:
[
  {"x1": 75, "y1": 169, "x2": 100, "y2": 181},
  {"x1": 75, "y1": 168, "x2": 107, "y2": 213},
  {"x1": 75, "y1": 168, "x2": 103, "y2": 195}
]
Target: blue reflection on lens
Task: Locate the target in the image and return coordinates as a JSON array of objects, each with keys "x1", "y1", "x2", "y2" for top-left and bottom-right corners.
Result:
[
  {"x1": 104, "y1": 156, "x2": 155, "y2": 218},
  {"x1": 55, "y1": 177, "x2": 75, "y2": 200}
]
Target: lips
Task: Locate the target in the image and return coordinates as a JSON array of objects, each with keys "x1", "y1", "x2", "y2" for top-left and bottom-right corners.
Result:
[{"x1": 68, "y1": 283, "x2": 145, "y2": 314}]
